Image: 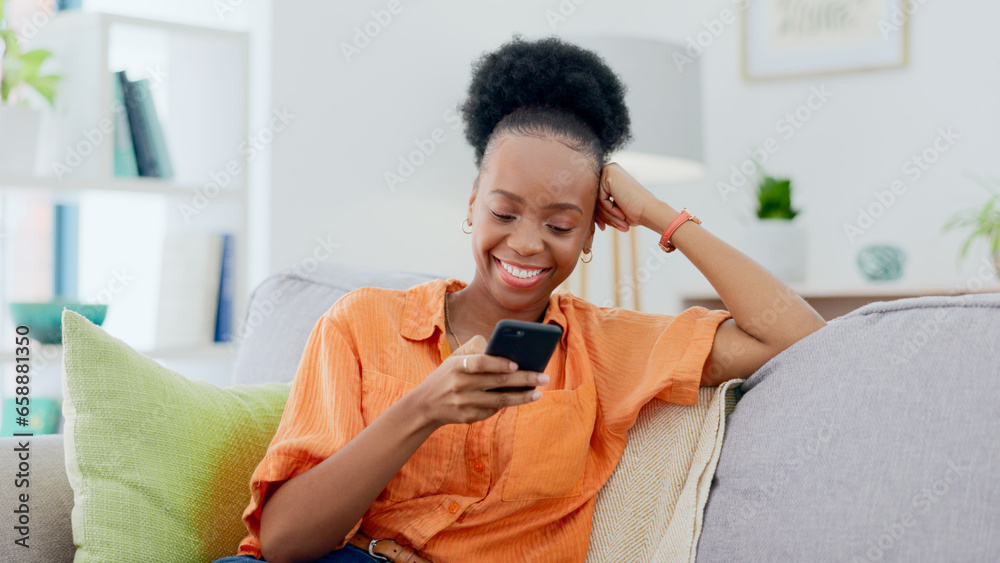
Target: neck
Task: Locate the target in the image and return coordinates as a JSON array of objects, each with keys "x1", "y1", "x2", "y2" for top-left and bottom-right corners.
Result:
[{"x1": 448, "y1": 276, "x2": 550, "y2": 341}]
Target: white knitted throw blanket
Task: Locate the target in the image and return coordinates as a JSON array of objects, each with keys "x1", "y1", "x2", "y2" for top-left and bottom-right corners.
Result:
[{"x1": 587, "y1": 378, "x2": 744, "y2": 562}]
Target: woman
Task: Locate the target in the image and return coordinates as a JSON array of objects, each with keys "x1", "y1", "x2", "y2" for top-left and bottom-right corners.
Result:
[{"x1": 216, "y1": 36, "x2": 826, "y2": 563}]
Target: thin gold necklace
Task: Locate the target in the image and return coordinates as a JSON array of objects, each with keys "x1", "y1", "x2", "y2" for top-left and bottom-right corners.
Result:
[{"x1": 444, "y1": 292, "x2": 461, "y2": 348}]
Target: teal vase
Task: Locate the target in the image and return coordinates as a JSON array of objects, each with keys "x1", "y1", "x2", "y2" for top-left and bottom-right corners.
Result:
[{"x1": 857, "y1": 245, "x2": 907, "y2": 281}]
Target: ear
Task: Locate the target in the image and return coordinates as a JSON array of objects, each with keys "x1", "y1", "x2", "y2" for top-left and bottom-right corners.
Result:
[
  {"x1": 584, "y1": 221, "x2": 595, "y2": 252},
  {"x1": 467, "y1": 180, "x2": 478, "y2": 223}
]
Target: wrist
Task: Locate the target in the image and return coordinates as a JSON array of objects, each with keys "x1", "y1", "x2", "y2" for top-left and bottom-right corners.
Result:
[
  {"x1": 399, "y1": 387, "x2": 443, "y2": 435},
  {"x1": 641, "y1": 200, "x2": 681, "y2": 233}
]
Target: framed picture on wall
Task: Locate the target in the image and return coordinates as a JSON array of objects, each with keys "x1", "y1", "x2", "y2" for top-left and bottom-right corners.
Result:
[{"x1": 742, "y1": 0, "x2": 910, "y2": 80}]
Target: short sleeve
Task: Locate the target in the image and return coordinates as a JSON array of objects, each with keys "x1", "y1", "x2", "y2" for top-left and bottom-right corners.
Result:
[
  {"x1": 239, "y1": 313, "x2": 365, "y2": 552},
  {"x1": 591, "y1": 306, "x2": 732, "y2": 434}
]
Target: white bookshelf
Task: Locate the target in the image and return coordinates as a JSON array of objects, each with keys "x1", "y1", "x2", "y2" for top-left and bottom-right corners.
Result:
[{"x1": 0, "y1": 12, "x2": 250, "y2": 368}]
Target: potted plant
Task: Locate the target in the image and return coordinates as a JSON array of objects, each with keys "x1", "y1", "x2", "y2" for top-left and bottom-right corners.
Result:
[
  {"x1": 0, "y1": 0, "x2": 60, "y2": 175},
  {"x1": 742, "y1": 163, "x2": 807, "y2": 282},
  {"x1": 941, "y1": 174, "x2": 1000, "y2": 278}
]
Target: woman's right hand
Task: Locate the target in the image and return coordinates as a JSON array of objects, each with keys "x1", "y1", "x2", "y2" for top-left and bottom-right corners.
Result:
[{"x1": 413, "y1": 335, "x2": 547, "y2": 429}]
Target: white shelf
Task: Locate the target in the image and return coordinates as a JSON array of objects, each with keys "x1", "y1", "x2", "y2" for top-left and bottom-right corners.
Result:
[{"x1": 0, "y1": 174, "x2": 243, "y2": 198}]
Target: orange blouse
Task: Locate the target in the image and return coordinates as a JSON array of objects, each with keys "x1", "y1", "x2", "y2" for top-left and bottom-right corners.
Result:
[{"x1": 236, "y1": 278, "x2": 731, "y2": 562}]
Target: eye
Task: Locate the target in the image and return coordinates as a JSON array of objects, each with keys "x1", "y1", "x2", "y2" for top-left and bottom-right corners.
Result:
[
  {"x1": 548, "y1": 225, "x2": 572, "y2": 233},
  {"x1": 491, "y1": 210, "x2": 515, "y2": 221}
]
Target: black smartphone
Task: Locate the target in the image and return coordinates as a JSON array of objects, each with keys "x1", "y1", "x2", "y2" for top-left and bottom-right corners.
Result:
[{"x1": 483, "y1": 319, "x2": 562, "y2": 392}]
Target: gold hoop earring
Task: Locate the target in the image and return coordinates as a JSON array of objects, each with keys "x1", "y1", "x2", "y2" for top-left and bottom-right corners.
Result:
[
  {"x1": 581, "y1": 248, "x2": 593, "y2": 263},
  {"x1": 461, "y1": 219, "x2": 472, "y2": 234}
]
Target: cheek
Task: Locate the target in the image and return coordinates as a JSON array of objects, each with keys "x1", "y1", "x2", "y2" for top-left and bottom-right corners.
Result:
[{"x1": 555, "y1": 240, "x2": 583, "y2": 263}]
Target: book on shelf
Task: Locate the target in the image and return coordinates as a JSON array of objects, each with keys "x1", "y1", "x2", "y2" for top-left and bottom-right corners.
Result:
[
  {"x1": 214, "y1": 233, "x2": 235, "y2": 343},
  {"x1": 117, "y1": 70, "x2": 174, "y2": 179},
  {"x1": 53, "y1": 203, "x2": 79, "y2": 299},
  {"x1": 154, "y1": 233, "x2": 233, "y2": 349},
  {"x1": 111, "y1": 72, "x2": 139, "y2": 178}
]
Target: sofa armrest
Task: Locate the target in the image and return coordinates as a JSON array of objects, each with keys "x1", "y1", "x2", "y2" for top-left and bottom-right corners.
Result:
[{"x1": 0, "y1": 434, "x2": 75, "y2": 562}]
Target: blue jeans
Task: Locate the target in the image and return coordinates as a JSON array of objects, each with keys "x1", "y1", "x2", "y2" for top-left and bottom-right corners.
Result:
[{"x1": 213, "y1": 543, "x2": 386, "y2": 562}]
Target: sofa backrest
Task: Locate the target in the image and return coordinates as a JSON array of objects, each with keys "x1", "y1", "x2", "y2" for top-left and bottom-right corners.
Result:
[
  {"x1": 231, "y1": 261, "x2": 441, "y2": 386},
  {"x1": 698, "y1": 291, "x2": 1000, "y2": 561}
]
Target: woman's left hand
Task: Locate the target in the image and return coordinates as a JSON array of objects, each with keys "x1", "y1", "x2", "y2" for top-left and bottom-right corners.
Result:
[{"x1": 594, "y1": 162, "x2": 657, "y2": 233}]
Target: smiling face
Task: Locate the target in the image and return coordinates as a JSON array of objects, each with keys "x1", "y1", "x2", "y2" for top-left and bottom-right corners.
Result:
[{"x1": 466, "y1": 133, "x2": 599, "y2": 310}]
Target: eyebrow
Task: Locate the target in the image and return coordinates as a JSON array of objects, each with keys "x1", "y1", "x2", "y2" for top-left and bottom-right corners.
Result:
[{"x1": 489, "y1": 189, "x2": 583, "y2": 214}]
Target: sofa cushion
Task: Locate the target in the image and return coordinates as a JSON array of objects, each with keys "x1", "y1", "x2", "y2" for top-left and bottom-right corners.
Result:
[
  {"x1": 60, "y1": 309, "x2": 291, "y2": 562},
  {"x1": 0, "y1": 434, "x2": 74, "y2": 562},
  {"x1": 231, "y1": 261, "x2": 441, "y2": 386},
  {"x1": 697, "y1": 292, "x2": 1000, "y2": 561}
]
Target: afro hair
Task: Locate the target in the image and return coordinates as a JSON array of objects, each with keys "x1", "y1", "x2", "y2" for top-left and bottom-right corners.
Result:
[{"x1": 460, "y1": 35, "x2": 633, "y2": 170}]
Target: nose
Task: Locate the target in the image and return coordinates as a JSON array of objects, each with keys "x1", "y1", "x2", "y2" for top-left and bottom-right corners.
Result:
[{"x1": 506, "y1": 220, "x2": 544, "y2": 256}]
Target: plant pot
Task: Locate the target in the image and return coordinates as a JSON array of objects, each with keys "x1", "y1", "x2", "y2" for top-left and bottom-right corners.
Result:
[
  {"x1": 0, "y1": 105, "x2": 42, "y2": 176},
  {"x1": 741, "y1": 219, "x2": 808, "y2": 283}
]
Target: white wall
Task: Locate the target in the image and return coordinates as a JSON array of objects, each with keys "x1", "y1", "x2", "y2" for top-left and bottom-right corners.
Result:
[{"x1": 269, "y1": 0, "x2": 1000, "y2": 315}]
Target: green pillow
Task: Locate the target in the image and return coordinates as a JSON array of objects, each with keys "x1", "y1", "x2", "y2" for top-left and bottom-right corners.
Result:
[{"x1": 60, "y1": 309, "x2": 291, "y2": 562}]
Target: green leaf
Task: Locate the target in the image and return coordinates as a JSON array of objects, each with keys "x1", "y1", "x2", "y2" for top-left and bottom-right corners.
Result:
[
  {"x1": 941, "y1": 213, "x2": 964, "y2": 232},
  {"x1": 958, "y1": 233, "x2": 975, "y2": 260},
  {"x1": 0, "y1": 35, "x2": 60, "y2": 106},
  {"x1": 0, "y1": 75, "x2": 10, "y2": 103},
  {"x1": 0, "y1": 28, "x2": 20, "y2": 60},
  {"x1": 25, "y1": 73, "x2": 59, "y2": 106},
  {"x1": 17, "y1": 49, "x2": 52, "y2": 81}
]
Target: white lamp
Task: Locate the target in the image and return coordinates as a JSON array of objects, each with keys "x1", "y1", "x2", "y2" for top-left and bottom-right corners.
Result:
[{"x1": 565, "y1": 36, "x2": 706, "y2": 310}]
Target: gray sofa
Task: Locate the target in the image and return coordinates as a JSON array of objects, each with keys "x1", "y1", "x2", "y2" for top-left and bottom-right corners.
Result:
[{"x1": 2, "y1": 261, "x2": 998, "y2": 562}]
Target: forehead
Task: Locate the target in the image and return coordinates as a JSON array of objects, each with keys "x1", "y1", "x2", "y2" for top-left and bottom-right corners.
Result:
[{"x1": 481, "y1": 135, "x2": 597, "y2": 207}]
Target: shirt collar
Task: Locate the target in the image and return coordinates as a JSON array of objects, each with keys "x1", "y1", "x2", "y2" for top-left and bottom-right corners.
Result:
[{"x1": 401, "y1": 278, "x2": 570, "y2": 349}]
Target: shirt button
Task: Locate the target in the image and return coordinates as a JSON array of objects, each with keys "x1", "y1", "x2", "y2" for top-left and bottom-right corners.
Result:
[
  {"x1": 472, "y1": 460, "x2": 484, "y2": 472},
  {"x1": 448, "y1": 502, "x2": 460, "y2": 514}
]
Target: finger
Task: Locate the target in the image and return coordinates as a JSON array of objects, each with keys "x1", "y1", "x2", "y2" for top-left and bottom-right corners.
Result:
[
  {"x1": 598, "y1": 183, "x2": 614, "y2": 203},
  {"x1": 466, "y1": 334, "x2": 487, "y2": 354},
  {"x1": 599, "y1": 194, "x2": 627, "y2": 222},
  {"x1": 473, "y1": 388, "x2": 541, "y2": 409},
  {"x1": 482, "y1": 370, "x2": 546, "y2": 390},
  {"x1": 598, "y1": 205, "x2": 629, "y2": 232},
  {"x1": 474, "y1": 353, "x2": 520, "y2": 373},
  {"x1": 603, "y1": 200, "x2": 626, "y2": 220},
  {"x1": 601, "y1": 199, "x2": 615, "y2": 217}
]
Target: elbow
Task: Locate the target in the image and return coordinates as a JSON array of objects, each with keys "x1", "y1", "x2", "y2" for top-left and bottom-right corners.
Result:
[
  {"x1": 261, "y1": 545, "x2": 305, "y2": 563},
  {"x1": 800, "y1": 317, "x2": 828, "y2": 342},
  {"x1": 778, "y1": 315, "x2": 827, "y2": 351},
  {"x1": 259, "y1": 530, "x2": 289, "y2": 563},
  {"x1": 260, "y1": 522, "x2": 337, "y2": 563},
  {"x1": 259, "y1": 507, "x2": 298, "y2": 563},
  {"x1": 263, "y1": 542, "x2": 341, "y2": 563}
]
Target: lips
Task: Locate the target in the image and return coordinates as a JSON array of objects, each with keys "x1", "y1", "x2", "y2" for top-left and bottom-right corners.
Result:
[
  {"x1": 493, "y1": 256, "x2": 551, "y2": 289},
  {"x1": 496, "y1": 257, "x2": 548, "y2": 272}
]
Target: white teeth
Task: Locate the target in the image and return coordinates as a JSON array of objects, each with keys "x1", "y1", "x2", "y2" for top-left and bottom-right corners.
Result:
[{"x1": 499, "y1": 259, "x2": 544, "y2": 279}]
